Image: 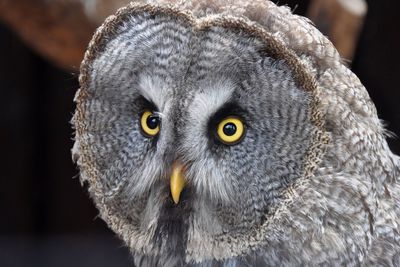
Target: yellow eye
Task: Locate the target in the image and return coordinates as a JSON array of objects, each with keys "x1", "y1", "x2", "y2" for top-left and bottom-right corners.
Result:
[
  {"x1": 217, "y1": 117, "x2": 245, "y2": 145},
  {"x1": 140, "y1": 110, "x2": 160, "y2": 137}
]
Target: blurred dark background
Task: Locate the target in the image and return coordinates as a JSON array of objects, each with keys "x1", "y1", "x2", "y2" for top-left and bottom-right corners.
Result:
[
  {"x1": 0, "y1": 17, "x2": 134, "y2": 267},
  {"x1": 0, "y1": 0, "x2": 399, "y2": 266}
]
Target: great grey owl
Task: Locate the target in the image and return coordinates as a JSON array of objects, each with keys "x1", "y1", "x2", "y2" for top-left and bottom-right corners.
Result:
[{"x1": 72, "y1": 0, "x2": 400, "y2": 266}]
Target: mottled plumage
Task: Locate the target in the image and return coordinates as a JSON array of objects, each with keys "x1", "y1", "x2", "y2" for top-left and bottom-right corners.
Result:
[{"x1": 72, "y1": 1, "x2": 400, "y2": 266}]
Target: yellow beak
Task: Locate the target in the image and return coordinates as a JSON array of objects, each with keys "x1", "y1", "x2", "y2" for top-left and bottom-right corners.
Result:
[{"x1": 170, "y1": 162, "x2": 186, "y2": 204}]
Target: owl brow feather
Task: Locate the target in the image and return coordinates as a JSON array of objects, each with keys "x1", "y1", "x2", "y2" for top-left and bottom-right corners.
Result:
[{"x1": 154, "y1": 111, "x2": 166, "y2": 118}]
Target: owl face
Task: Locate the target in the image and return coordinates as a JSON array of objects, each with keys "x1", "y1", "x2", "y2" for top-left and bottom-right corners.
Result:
[{"x1": 73, "y1": 4, "x2": 327, "y2": 262}]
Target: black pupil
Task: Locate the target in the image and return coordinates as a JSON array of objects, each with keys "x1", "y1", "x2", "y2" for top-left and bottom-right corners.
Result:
[
  {"x1": 146, "y1": 115, "x2": 159, "y2": 129},
  {"x1": 223, "y1": 123, "x2": 237, "y2": 136}
]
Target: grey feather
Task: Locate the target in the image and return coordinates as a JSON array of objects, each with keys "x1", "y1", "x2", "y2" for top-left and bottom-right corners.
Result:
[{"x1": 72, "y1": 1, "x2": 400, "y2": 266}]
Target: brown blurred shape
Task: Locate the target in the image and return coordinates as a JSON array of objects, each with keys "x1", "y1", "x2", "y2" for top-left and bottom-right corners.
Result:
[
  {"x1": 0, "y1": 0, "x2": 96, "y2": 70},
  {"x1": 308, "y1": 0, "x2": 367, "y2": 62}
]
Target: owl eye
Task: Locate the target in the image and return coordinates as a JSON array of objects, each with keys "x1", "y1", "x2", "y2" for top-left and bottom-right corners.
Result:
[
  {"x1": 217, "y1": 117, "x2": 245, "y2": 145},
  {"x1": 140, "y1": 110, "x2": 160, "y2": 137}
]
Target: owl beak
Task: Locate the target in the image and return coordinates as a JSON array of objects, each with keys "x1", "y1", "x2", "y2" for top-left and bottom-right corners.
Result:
[{"x1": 170, "y1": 162, "x2": 186, "y2": 204}]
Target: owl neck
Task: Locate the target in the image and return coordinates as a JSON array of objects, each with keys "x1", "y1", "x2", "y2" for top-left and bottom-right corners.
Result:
[{"x1": 152, "y1": 189, "x2": 192, "y2": 261}]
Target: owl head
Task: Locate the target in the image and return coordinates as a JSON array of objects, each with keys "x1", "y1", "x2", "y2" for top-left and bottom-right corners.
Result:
[{"x1": 73, "y1": 2, "x2": 331, "y2": 264}]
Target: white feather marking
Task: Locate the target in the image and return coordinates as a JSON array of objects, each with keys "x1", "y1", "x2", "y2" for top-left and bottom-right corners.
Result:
[
  {"x1": 189, "y1": 78, "x2": 235, "y2": 126},
  {"x1": 138, "y1": 74, "x2": 169, "y2": 111}
]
